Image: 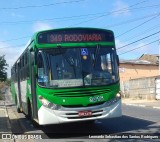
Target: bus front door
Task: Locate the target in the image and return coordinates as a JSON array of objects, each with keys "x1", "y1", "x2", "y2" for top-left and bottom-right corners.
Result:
[{"x1": 30, "y1": 51, "x2": 38, "y2": 120}]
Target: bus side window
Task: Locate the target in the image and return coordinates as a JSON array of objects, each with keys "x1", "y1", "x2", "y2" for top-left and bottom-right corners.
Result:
[
  {"x1": 26, "y1": 50, "x2": 29, "y2": 78},
  {"x1": 37, "y1": 53, "x2": 45, "y2": 86}
]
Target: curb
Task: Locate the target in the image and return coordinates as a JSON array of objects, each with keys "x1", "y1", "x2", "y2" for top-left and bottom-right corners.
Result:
[
  {"x1": 153, "y1": 106, "x2": 160, "y2": 110},
  {"x1": 1, "y1": 101, "x2": 12, "y2": 133},
  {"x1": 123, "y1": 103, "x2": 160, "y2": 110}
]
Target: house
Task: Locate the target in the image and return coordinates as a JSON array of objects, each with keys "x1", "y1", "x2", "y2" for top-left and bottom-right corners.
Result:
[
  {"x1": 119, "y1": 59, "x2": 159, "y2": 81},
  {"x1": 139, "y1": 54, "x2": 159, "y2": 64},
  {"x1": 119, "y1": 54, "x2": 160, "y2": 100}
]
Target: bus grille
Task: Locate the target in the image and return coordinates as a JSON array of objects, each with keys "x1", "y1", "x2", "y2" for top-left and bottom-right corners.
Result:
[
  {"x1": 65, "y1": 110, "x2": 103, "y2": 119},
  {"x1": 54, "y1": 88, "x2": 111, "y2": 97},
  {"x1": 62, "y1": 102, "x2": 105, "y2": 108}
]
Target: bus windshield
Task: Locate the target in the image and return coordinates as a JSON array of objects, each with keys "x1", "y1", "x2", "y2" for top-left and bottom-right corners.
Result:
[{"x1": 37, "y1": 46, "x2": 119, "y2": 88}]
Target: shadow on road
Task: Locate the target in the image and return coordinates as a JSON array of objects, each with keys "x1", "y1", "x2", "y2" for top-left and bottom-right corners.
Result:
[
  {"x1": 3, "y1": 105, "x2": 160, "y2": 139},
  {"x1": 3, "y1": 90, "x2": 160, "y2": 139},
  {"x1": 0, "y1": 117, "x2": 11, "y2": 132},
  {"x1": 39, "y1": 115, "x2": 158, "y2": 139}
]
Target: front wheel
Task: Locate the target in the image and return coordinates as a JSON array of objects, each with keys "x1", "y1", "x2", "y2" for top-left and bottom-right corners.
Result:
[
  {"x1": 15, "y1": 96, "x2": 21, "y2": 113},
  {"x1": 27, "y1": 102, "x2": 39, "y2": 127},
  {"x1": 27, "y1": 101, "x2": 32, "y2": 120}
]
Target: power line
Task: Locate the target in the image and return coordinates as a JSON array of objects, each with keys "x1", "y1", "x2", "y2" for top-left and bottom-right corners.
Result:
[
  {"x1": 0, "y1": 44, "x2": 25, "y2": 50},
  {"x1": 115, "y1": 13, "x2": 160, "y2": 38},
  {"x1": 0, "y1": 1, "x2": 155, "y2": 27},
  {"x1": 0, "y1": 0, "x2": 85, "y2": 10},
  {"x1": 68, "y1": 2, "x2": 160, "y2": 27},
  {"x1": 0, "y1": 13, "x2": 103, "y2": 25},
  {"x1": 1, "y1": 10, "x2": 158, "y2": 26},
  {"x1": 0, "y1": 1, "x2": 158, "y2": 48},
  {"x1": 119, "y1": 39, "x2": 159, "y2": 55},
  {"x1": 1, "y1": 22, "x2": 160, "y2": 50},
  {"x1": 1, "y1": 19, "x2": 160, "y2": 48},
  {"x1": 117, "y1": 30, "x2": 160, "y2": 50},
  {"x1": 1, "y1": 30, "x2": 160, "y2": 51},
  {"x1": 68, "y1": 0, "x2": 147, "y2": 27},
  {"x1": 0, "y1": 1, "x2": 148, "y2": 26},
  {"x1": 0, "y1": 1, "x2": 147, "y2": 43},
  {"x1": 105, "y1": 13, "x2": 160, "y2": 28},
  {"x1": 122, "y1": 23, "x2": 160, "y2": 43},
  {"x1": 0, "y1": 29, "x2": 159, "y2": 52},
  {"x1": 0, "y1": 0, "x2": 151, "y2": 26},
  {"x1": 0, "y1": 36, "x2": 31, "y2": 43}
]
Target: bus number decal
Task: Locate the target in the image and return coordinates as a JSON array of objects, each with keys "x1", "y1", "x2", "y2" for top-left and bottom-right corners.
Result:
[{"x1": 89, "y1": 96, "x2": 104, "y2": 103}]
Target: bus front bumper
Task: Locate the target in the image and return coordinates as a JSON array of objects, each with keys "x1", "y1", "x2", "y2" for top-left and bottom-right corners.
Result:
[{"x1": 38, "y1": 98, "x2": 122, "y2": 125}]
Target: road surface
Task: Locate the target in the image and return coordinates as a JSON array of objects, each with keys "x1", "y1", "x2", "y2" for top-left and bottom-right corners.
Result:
[{"x1": 1, "y1": 89, "x2": 160, "y2": 141}]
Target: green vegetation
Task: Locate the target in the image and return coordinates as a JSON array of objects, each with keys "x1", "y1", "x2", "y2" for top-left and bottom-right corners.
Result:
[
  {"x1": 0, "y1": 82, "x2": 5, "y2": 100},
  {"x1": 0, "y1": 55, "x2": 8, "y2": 100},
  {"x1": 0, "y1": 55, "x2": 8, "y2": 81},
  {"x1": 0, "y1": 79, "x2": 10, "y2": 100}
]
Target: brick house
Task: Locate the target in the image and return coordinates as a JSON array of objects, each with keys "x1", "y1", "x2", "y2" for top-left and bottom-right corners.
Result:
[
  {"x1": 119, "y1": 59, "x2": 159, "y2": 82},
  {"x1": 139, "y1": 54, "x2": 159, "y2": 64}
]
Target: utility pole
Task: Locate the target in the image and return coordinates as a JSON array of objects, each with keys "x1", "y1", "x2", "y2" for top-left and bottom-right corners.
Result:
[{"x1": 159, "y1": 37, "x2": 160, "y2": 75}]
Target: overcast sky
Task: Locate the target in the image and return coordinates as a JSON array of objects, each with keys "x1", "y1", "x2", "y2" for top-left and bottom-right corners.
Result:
[{"x1": 0, "y1": 0, "x2": 160, "y2": 77}]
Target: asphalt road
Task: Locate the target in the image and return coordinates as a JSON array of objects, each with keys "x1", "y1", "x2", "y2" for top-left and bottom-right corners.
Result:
[
  {"x1": 3, "y1": 89, "x2": 160, "y2": 141},
  {"x1": 39, "y1": 105, "x2": 160, "y2": 137}
]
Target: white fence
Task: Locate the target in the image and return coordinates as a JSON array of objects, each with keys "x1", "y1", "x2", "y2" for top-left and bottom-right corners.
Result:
[{"x1": 121, "y1": 76, "x2": 160, "y2": 100}]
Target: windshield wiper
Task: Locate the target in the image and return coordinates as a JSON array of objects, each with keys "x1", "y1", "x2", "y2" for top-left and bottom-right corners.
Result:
[
  {"x1": 93, "y1": 44, "x2": 100, "y2": 68},
  {"x1": 57, "y1": 45, "x2": 74, "y2": 66},
  {"x1": 57, "y1": 45, "x2": 77, "y2": 78}
]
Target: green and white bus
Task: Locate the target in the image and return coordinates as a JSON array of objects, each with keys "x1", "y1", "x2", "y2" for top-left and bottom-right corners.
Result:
[{"x1": 11, "y1": 28, "x2": 121, "y2": 125}]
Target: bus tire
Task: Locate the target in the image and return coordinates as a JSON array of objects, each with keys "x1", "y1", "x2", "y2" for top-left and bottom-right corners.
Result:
[
  {"x1": 15, "y1": 96, "x2": 21, "y2": 113},
  {"x1": 17, "y1": 107, "x2": 21, "y2": 113},
  {"x1": 27, "y1": 101, "x2": 33, "y2": 120},
  {"x1": 27, "y1": 101, "x2": 39, "y2": 127}
]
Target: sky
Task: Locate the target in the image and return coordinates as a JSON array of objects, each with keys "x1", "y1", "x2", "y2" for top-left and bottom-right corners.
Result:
[{"x1": 0, "y1": 0, "x2": 160, "y2": 77}]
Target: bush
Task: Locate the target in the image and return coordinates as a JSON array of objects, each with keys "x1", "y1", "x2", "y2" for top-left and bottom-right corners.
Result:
[
  {"x1": 0, "y1": 82, "x2": 5, "y2": 100},
  {"x1": 5, "y1": 79, "x2": 11, "y2": 86}
]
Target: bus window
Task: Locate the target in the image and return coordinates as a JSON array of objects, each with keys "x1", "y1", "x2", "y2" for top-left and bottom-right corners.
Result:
[{"x1": 37, "y1": 52, "x2": 46, "y2": 86}]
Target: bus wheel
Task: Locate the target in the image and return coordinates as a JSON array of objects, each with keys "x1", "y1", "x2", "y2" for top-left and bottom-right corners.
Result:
[
  {"x1": 15, "y1": 96, "x2": 21, "y2": 113},
  {"x1": 27, "y1": 101, "x2": 33, "y2": 120},
  {"x1": 27, "y1": 102, "x2": 39, "y2": 127}
]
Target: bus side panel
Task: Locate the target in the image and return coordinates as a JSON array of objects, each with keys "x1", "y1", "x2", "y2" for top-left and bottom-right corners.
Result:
[
  {"x1": 20, "y1": 80, "x2": 27, "y2": 114},
  {"x1": 14, "y1": 82, "x2": 19, "y2": 106},
  {"x1": 10, "y1": 81, "x2": 17, "y2": 104}
]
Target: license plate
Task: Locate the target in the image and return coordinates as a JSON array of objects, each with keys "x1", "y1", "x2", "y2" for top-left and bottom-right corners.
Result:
[{"x1": 78, "y1": 111, "x2": 92, "y2": 117}]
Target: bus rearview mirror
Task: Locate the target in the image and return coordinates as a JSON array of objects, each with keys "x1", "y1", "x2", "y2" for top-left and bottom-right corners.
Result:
[{"x1": 117, "y1": 55, "x2": 119, "y2": 66}]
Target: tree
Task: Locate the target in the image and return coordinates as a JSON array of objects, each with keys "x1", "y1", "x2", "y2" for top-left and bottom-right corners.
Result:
[{"x1": 0, "y1": 55, "x2": 8, "y2": 81}]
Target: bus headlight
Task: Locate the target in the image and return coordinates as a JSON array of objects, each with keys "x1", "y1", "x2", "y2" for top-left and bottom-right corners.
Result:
[
  {"x1": 116, "y1": 92, "x2": 121, "y2": 98},
  {"x1": 39, "y1": 96, "x2": 61, "y2": 110}
]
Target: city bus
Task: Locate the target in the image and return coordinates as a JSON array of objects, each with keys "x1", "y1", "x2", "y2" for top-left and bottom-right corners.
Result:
[{"x1": 10, "y1": 27, "x2": 122, "y2": 125}]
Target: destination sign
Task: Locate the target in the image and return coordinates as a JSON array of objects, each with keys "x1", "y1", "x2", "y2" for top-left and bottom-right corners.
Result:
[{"x1": 37, "y1": 29, "x2": 114, "y2": 44}]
